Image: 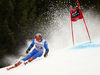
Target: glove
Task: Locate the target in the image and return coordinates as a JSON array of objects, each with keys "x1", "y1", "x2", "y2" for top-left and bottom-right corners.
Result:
[
  {"x1": 44, "y1": 52, "x2": 48, "y2": 57},
  {"x1": 26, "y1": 48, "x2": 30, "y2": 54}
]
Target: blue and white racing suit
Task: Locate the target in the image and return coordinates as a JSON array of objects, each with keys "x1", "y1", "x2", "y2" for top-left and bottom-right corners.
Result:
[{"x1": 20, "y1": 39, "x2": 49, "y2": 63}]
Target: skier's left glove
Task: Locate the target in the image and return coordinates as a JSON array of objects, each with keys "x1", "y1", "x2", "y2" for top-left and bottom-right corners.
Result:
[{"x1": 44, "y1": 50, "x2": 49, "y2": 57}]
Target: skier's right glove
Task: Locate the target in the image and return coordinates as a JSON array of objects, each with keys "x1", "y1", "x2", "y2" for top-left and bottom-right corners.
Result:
[{"x1": 26, "y1": 48, "x2": 30, "y2": 54}]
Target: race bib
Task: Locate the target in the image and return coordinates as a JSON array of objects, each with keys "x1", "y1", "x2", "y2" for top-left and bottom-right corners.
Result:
[
  {"x1": 34, "y1": 39, "x2": 45, "y2": 51},
  {"x1": 35, "y1": 43, "x2": 43, "y2": 50}
]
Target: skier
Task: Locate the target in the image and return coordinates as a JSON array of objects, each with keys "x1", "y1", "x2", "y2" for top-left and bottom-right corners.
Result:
[{"x1": 7, "y1": 33, "x2": 49, "y2": 70}]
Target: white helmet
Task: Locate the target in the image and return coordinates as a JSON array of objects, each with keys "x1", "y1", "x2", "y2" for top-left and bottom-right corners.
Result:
[{"x1": 35, "y1": 33, "x2": 42, "y2": 38}]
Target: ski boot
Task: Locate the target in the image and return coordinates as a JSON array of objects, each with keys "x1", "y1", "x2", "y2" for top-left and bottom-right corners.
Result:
[
  {"x1": 6, "y1": 62, "x2": 21, "y2": 71},
  {"x1": 24, "y1": 57, "x2": 34, "y2": 65}
]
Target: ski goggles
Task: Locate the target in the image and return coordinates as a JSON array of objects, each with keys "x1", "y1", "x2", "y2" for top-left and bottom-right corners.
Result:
[{"x1": 36, "y1": 36, "x2": 42, "y2": 41}]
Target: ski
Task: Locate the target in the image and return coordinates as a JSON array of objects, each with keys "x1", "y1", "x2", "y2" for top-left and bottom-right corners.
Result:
[
  {"x1": 6, "y1": 66, "x2": 14, "y2": 71},
  {"x1": 6, "y1": 56, "x2": 26, "y2": 71},
  {"x1": 24, "y1": 62, "x2": 28, "y2": 65}
]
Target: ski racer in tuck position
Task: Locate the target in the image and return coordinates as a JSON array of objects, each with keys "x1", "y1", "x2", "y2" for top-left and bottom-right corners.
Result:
[{"x1": 7, "y1": 33, "x2": 49, "y2": 70}]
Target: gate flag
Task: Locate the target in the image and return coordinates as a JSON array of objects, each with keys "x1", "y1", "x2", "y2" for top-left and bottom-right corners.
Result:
[
  {"x1": 70, "y1": 7, "x2": 83, "y2": 21},
  {"x1": 70, "y1": 0, "x2": 91, "y2": 46}
]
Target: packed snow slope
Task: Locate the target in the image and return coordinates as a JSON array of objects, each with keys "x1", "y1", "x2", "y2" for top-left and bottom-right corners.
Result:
[{"x1": 0, "y1": 39, "x2": 100, "y2": 75}]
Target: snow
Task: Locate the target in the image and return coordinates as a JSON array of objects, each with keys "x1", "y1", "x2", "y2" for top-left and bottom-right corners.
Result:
[{"x1": 0, "y1": 39, "x2": 100, "y2": 75}]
